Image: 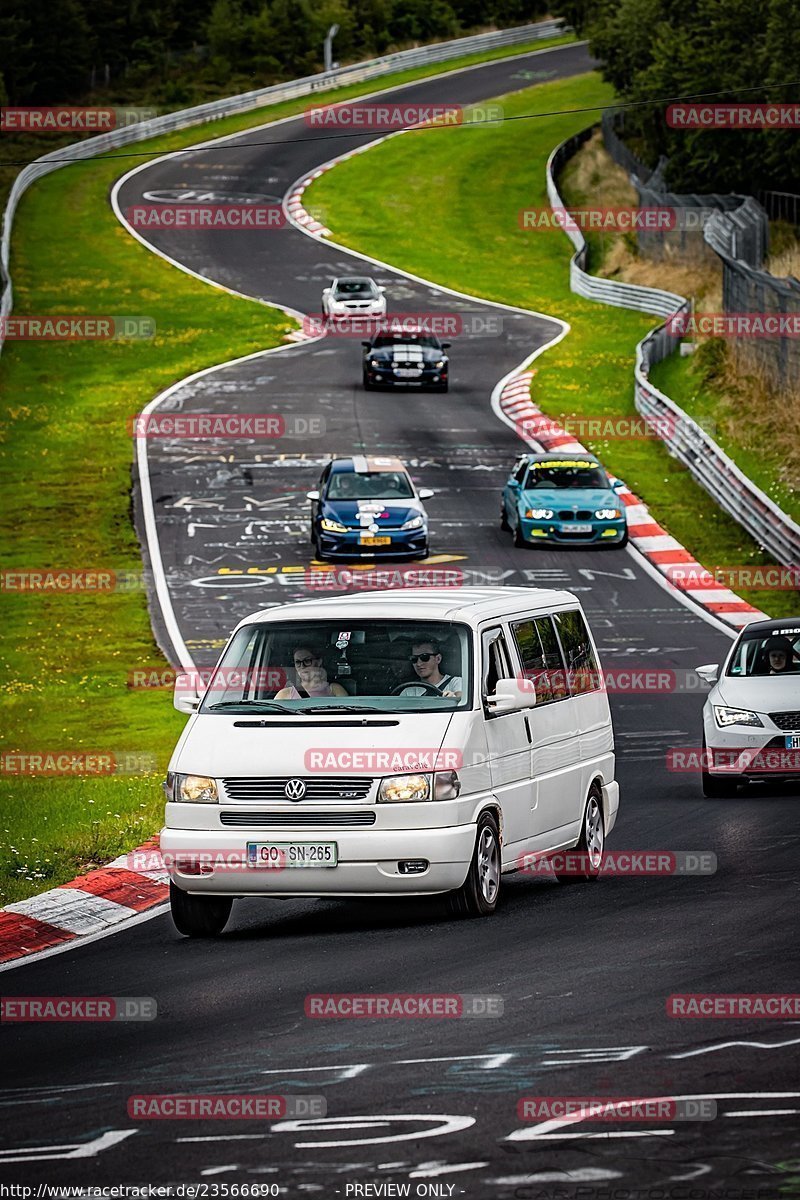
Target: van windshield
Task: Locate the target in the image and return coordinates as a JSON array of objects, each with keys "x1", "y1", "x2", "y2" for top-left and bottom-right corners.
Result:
[{"x1": 200, "y1": 620, "x2": 472, "y2": 713}]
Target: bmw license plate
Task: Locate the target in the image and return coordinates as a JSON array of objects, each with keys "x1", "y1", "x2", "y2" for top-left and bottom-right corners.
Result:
[
  {"x1": 247, "y1": 842, "x2": 338, "y2": 869},
  {"x1": 562, "y1": 523, "x2": 593, "y2": 533},
  {"x1": 360, "y1": 535, "x2": 391, "y2": 545},
  {"x1": 785, "y1": 735, "x2": 800, "y2": 750}
]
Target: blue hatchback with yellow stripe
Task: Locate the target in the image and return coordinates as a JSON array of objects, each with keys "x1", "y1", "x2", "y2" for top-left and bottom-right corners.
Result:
[{"x1": 309, "y1": 455, "x2": 434, "y2": 561}]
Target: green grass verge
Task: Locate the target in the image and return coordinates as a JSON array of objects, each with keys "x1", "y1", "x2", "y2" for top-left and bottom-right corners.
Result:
[
  {"x1": 650, "y1": 345, "x2": 799, "y2": 527},
  {"x1": 0, "y1": 32, "x2": 576, "y2": 905},
  {"x1": 304, "y1": 71, "x2": 799, "y2": 619}
]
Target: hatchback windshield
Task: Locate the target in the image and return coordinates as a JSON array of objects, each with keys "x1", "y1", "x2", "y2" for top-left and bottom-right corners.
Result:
[
  {"x1": 525, "y1": 461, "x2": 609, "y2": 490},
  {"x1": 726, "y1": 625, "x2": 800, "y2": 676},
  {"x1": 327, "y1": 471, "x2": 414, "y2": 500},
  {"x1": 200, "y1": 620, "x2": 472, "y2": 712}
]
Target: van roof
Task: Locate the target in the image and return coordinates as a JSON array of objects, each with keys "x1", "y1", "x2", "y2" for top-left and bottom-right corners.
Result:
[{"x1": 237, "y1": 587, "x2": 580, "y2": 630}]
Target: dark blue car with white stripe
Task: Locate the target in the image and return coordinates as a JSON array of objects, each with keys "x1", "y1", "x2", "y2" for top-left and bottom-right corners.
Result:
[{"x1": 308, "y1": 456, "x2": 434, "y2": 561}]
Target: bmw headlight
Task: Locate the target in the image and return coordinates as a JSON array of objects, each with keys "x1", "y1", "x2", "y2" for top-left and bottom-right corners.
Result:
[
  {"x1": 713, "y1": 706, "x2": 763, "y2": 728},
  {"x1": 526, "y1": 508, "x2": 554, "y2": 519},
  {"x1": 401, "y1": 514, "x2": 424, "y2": 530},
  {"x1": 321, "y1": 517, "x2": 348, "y2": 533},
  {"x1": 595, "y1": 508, "x2": 622, "y2": 520},
  {"x1": 378, "y1": 774, "x2": 430, "y2": 802},
  {"x1": 174, "y1": 774, "x2": 218, "y2": 803}
]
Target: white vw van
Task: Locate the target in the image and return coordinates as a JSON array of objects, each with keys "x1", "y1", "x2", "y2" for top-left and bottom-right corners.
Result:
[{"x1": 163, "y1": 587, "x2": 619, "y2": 935}]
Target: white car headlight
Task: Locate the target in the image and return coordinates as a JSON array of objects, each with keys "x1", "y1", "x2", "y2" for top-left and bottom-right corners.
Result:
[
  {"x1": 378, "y1": 774, "x2": 430, "y2": 802},
  {"x1": 433, "y1": 359, "x2": 446, "y2": 369},
  {"x1": 401, "y1": 514, "x2": 424, "y2": 530},
  {"x1": 321, "y1": 517, "x2": 348, "y2": 533},
  {"x1": 175, "y1": 774, "x2": 218, "y2": 803},
  {"x1": 433, "y1": 770, "x2": 461, "y2": 800},
  {"x1": 370, "y1": 359, "x2": 383, "y2": 369},
  {"x1": 595, "y1": 508, "x2": 621, "y2": 520},
  {"x1": 713, "y1": 706, "x2": 763, "y2": 728},
  {"x1": 526, "y1": 508, "x2": 554, "y2": 519}
]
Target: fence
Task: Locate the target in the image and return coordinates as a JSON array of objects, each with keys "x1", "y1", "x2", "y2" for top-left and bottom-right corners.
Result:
[
  {"x1": 547, "y1": 131, "x2": 800, "y2": 571},
  {"x1": 757, "y1": 190, "x2": 800, "y2": 228},
  {"x1": 0, "y1": 18, "x2": 566, "y2": 353}
]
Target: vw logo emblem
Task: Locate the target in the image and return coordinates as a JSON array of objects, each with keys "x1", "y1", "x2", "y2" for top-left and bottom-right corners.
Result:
[{"x1": 284, "y1": 778, "x2": 307, "y2": 802}]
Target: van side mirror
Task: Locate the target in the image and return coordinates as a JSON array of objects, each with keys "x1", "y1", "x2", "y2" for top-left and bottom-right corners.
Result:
[
  {"x1": 695, "y1": 663, "x2": 719, "y2": 685},
  {"x1": 174, "y1": 672, "x2": 201, "y2": 714},
  {"x1": 486, "y1": 676, "x2": 537, "y2": 715},
  {"x1": 418, "y1": 487, "x2": 434, "y2": 500},
  {"x1": 306, "y1": 490, "x2": 320, "y2": 501}
]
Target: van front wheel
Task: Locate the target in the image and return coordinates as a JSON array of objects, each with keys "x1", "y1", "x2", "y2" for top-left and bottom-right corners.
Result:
[
  {"x1": 170, "y1": 883, "x2": 233, "y2": 937},
  {"x1": 555, "y1": 791, "x2": 604, "y2": 883},
  {"x1": 447, "y1": 811, "x2": 501, "y2": 917}
]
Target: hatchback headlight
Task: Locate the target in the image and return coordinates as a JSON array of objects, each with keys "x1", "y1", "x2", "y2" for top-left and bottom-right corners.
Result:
[
  {"x1": 713, "y1": 706, "x2": 763, "y2": 728},
  {"x1": 175, "y1": 774, "x2": 218, "y2": 803},
  {"x1": 320, "y1": 517, "x2": 348, "y2": 533},
  {"x1": 526, "y1": 508, "x2": 554, "y2": 519},
  {"x1": 595, "y1": 508, "x2": 621, "y2": 520},
  {"x1": 401, "y1": 514, "x2": 424, "y2": 530},
  {"x1": 378, "y1": 774, "x2": 430, "y2": 802}
]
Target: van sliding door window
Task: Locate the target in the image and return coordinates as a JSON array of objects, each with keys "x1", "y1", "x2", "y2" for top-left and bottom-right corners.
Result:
[
  {"x1": 553, "y1": 610, "x2": 602, "y2": 694},
  {"x1": 511, "y1": 617, "x2": 569, "y2": 704}
]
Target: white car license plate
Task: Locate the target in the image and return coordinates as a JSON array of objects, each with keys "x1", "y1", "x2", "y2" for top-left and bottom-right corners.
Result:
[
  {"x1": 562, "y1": 523, "x2": 593, "y2": 533},
  {"x1": 394, "y1": 368, "x2": 422, "y2": 377},
  {"x1": 785, "y1": 735, "x2": 800, "y2": 750},
  {"x1": 247, "y1": 842, "x2": 338, "y2": 869}
]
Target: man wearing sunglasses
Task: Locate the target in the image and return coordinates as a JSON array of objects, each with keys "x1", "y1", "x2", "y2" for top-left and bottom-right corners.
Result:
[{"x1": 399, "y1": 639, "x2": 462, "y2": 699}]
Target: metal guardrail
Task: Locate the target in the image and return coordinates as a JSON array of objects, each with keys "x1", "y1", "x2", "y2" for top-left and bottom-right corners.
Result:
[
  {"x1": 0, "y1": 18, "x2": 566, "y2": 350},
  {"x1": 547, "y1": 130, "x2": 800, "y2": 570}
]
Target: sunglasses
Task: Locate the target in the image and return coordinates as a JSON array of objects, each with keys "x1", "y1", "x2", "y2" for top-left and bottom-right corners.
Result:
[
  {"x1": 410, "y1": 652, "x2": 437, "y2": 663},
  {"x1": 294, "y1": 656, "x2": 318, "y2": 668}
]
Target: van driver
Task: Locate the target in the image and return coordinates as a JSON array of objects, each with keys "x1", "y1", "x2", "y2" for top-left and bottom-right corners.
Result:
[{"x1": 398, "y1": 638, "x2": 462, "y2": 698}]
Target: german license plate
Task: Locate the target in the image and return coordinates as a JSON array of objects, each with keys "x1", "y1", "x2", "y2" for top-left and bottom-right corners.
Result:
[
  {"x1": 394, "y1": 368, "x2": 422, "y2": 377},
  {"x1": 562, "y1": 523, "x2": 593, "y2": 533},
  {"x1": 360, "y1": 535, "x2": 391, "y2": 545},
  {"x1": 247, "y1": 842, "x2": 338, "y2": 869},
  {"x1": 785, "y1": 735, "x2": 800, "y2": 750}
]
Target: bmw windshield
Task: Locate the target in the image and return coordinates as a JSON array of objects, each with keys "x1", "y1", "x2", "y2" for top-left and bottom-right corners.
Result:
[{"x1": 525, "y1": 462, "x2": 610, "y2": 489}]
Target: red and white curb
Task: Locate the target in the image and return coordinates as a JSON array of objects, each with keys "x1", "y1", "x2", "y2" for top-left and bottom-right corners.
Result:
[
  {"x1": 499, "y1": 372, "x2": 768, "y2": 629},
  {"x1": 0, "y1": 838, "x2": 168, "y2": 968}
]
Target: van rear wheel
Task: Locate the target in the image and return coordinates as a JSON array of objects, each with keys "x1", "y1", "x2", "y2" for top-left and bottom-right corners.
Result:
[
  {"x1": 170, "y1": 883, "x2": 233, "y2": 937},
  {"x1": 447, "y1": 811, "x2": 501, "y2": 917},
  {"x1": 555, "y1": 790, "x2": 604, "y2": 883}
]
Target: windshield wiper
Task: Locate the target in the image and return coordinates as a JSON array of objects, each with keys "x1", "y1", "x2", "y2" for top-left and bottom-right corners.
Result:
[
  {"x1": 300, "y1": 704, "x2": 385, "y2": 714},
  {"x1": 205, "y1": 700, "x2": 296, "y2": 713}
]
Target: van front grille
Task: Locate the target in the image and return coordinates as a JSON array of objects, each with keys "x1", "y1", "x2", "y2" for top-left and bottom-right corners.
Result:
[
  {"x1": 222, "y1": 777, "x2": 373, "y2": 803},
  {"x1": 219, "y1": 810, "x2": 376, "y2": 828}
]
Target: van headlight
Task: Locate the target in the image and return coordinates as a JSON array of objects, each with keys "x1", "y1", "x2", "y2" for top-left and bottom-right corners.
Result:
[
  {"x1": 175, "y1": 774, "x2": 219, "y2": 803},
  {"x1": 434, "y1": 770, "x2": 461, "y2": 800},
  {"x1": 378, "y1": 774, "x2": 430, "y2": 802},
  {"x1": 713, "y1": 706, "x2": 763, "y2": 728}
]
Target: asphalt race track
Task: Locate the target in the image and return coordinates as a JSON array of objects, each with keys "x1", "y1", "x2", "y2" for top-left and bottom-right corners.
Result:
[{"x1": 2, "y1": 42, "x2": 799, "y2": 1198}]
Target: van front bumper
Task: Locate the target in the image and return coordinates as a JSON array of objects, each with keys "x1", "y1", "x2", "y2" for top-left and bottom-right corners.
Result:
[{"x1": 160, "y1": 823, "x2": 476, "y2": 896}]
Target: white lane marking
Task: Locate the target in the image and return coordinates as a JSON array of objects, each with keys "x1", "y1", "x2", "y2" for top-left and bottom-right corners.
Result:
[
  {"x1": 670, "y1": 1165, "x2": 712, "y2": 1181},
  {"x1": 397, "y1": 1054, "x2": 514, "y2": 1069},
  {"x1": 669, "y1": 1037, "x2": 800, "y2": 1058},
  {"x1": 521, "y1": 1131, "x2": 675, "y2": 1140},
  {"x1": 0, "y1": 902, "x2": 170, "y2": 974},
  {"x1": 201, "y1": 1165, "x2": 239, "y2": 1176},
  {"x1": 539, "y1": 1046, "x2": 647, "y2": 1066},
  {"x1": 493, "y1": 1170, "x2": 623, "y2": 1184},
  {"x1": 409, "y1": 1162, "x2": 488, "y2": 1178},
  {"x1": 624, "y1": 541, "x2": 740, "y2": 638},
  {"x1": 271, "y1": 1114, "x2": 475, "y2": 1148},
  {"x1": 178, "y1": 1136, "x2": 267, "y2": 1142},
  {"x1": 0, "y1": 1129, "x2": 135, "y2": 1163},
  {"x1": 725, "y1": 1109, "x2": 800, "y2": 1117},
  {"x1": 260, "y1": 1064, "x2": 369, "y2": 1081}
]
